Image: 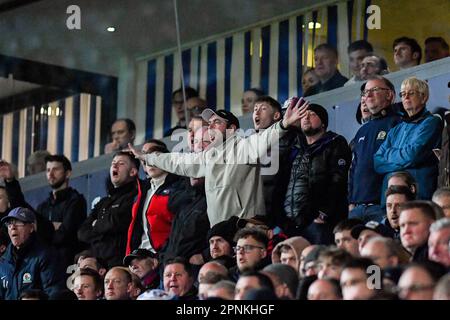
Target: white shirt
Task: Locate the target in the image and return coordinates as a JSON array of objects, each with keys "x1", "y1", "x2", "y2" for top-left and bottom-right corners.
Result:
[{"x1": 139, "y1": 173, "x2": 168, "y2": 251}]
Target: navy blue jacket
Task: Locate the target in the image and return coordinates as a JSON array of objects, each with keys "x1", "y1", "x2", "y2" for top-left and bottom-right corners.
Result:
[
  {"x1": 349, "y1": 108, "x2": 401, "y2": 204},
  {"x1": 374, "y1": 108, "x2": 442, "y2": 200},
  {"x1": 0, "y1": 233, "x2": 65, "y2": 300}
]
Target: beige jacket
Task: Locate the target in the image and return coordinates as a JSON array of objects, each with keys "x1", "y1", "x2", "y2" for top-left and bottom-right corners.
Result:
[{"x1": 144, "y1": 121, "x2": 288, "y2": 226}]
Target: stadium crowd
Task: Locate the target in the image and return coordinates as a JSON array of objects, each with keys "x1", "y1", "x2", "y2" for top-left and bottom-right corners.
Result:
[{"x1": 0, "y1": 35, "x2": 449, "y2": 301}]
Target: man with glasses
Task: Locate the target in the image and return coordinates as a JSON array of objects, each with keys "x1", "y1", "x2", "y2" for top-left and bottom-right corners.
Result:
[
  {"x1": 375, "y1": 77, "x2": 442, "y2": 200},
  {"x1": 349, "y1": 76, "x2": 402, "y2": 222},
  {"x1": 229, "y1": 228, "x2": 269, "y2": 282},
  {"x1": 0, "y1": 207, "x2": 65, "y2": 300},
  {"x1": 397, "y1": 262, "x2": 446, "y2": 300},
  {"x1": 126, "y1": 141, "x2": 183, "y2": 255}
]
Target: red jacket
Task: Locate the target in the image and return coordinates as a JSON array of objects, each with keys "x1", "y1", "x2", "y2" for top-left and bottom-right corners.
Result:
[{"x1": 126, "y1": 175, "x2": 182, "y2": 254}]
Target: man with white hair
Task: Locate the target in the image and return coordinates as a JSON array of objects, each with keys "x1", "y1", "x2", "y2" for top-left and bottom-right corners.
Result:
[
  {"x1": 428, "y1": 218, "x2": 450, "y2": 267},
  {"x1": 0, "y1": 207, "x2": 65, "y2": 299},
  {"x1": 375, "y1": 77, "x2": 442, "y2": 200}
]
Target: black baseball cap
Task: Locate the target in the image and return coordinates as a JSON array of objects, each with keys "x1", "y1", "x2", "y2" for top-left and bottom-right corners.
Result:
[
  {"x1": 201, "y1": 108, "x2": 240, "y2": 129},
  {"x1": 123, "y1": 249, "x2": 157, "y2": 266},
  {"x1": 351, "y1": 220, "x2": 393, "y2": 239}
]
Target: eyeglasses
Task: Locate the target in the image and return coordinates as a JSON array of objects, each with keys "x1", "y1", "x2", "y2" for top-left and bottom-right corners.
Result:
[
  {"x1": 361, "y1": 87, "x2": 391, "y2": 97},
  {"x1": 395, "y1": 284, "x2": 435, "y2": 296},
  {"x1": 164, "y1": 272, "x2": 185, "y2": 279},
  {"x1": 233, "y1": 244, "x2": 264, "y2": 254},
  {"x1": 399, "y1": 90, "x2": 423, "y2": 98},
  {"x1": 5, "y1": 220, "x2": 27, "y2": 228}
]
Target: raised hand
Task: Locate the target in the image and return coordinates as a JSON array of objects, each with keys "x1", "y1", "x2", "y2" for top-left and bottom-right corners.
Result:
[
  {"x1": 282, "y1": 97, "x2": 310, "y2": 128},
  {"x1": 125, "y1": 143, "x2": 144, "y2": 161}
]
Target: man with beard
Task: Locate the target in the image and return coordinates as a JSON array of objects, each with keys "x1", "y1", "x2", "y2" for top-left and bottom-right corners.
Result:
[
  {"x1": 283, "y1": 104, "x2": 351, "y2": 244},
  {"x1": 382, "y1": 185, "x2": 415, "y2": 239},
  {"x1": 37, "y1": 155, "x2": 87, "y2": 268}
]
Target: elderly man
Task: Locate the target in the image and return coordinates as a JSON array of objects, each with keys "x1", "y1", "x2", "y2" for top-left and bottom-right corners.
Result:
[
  {"x1": 304, "y1": 44, "x2": 348, "y2": 96},
  {"x1": 0, "y1": 207, "x2": 65, "y2": 299},
  {"x1": 349, "y1": 76, "x2": 402, "y2": 222},
  {"x1": 129, "y1": 99, "x2": 309, "y2": 226},
  {"x1": 374, "y1": 77, "x2": 442, "y2": 200},
  {"x1": 123, "y1": 249, "x2": 160, "y2": 290},
  {"x1": 428, "y1": 218, "x2": 450, "y2": 267}
]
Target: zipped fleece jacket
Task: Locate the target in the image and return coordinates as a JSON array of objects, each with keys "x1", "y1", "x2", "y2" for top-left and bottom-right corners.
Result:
[{"x1": 374, "y1": 108, "x2": 442, "y2": 200}]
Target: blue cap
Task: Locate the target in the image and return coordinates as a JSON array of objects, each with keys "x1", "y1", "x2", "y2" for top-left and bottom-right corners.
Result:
[{"x1": 1, "y1": 207, "x2": 36, "y2": 225}]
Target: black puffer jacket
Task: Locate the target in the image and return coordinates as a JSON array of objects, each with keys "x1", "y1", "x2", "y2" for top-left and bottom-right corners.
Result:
[
  {"x1": 78, "y1": 180, "x2": 137, "y2": 268},
  {"x1": 284, "y1": 131, "x2": 351, "y2": 229}
]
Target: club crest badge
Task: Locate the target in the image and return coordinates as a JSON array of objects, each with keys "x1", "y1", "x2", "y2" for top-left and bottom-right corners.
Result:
[
  {"x1": 23, "y1": 273, "x2": 32, "y2": 284},
  {"x1": 377, "y1": 131, "x2": 387, "y2": 140}
]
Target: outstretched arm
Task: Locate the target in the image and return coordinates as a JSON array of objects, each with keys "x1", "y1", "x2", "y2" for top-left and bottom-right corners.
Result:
[{"x1": 127, "y1": 144, "x2": 206, "y2": 178}]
